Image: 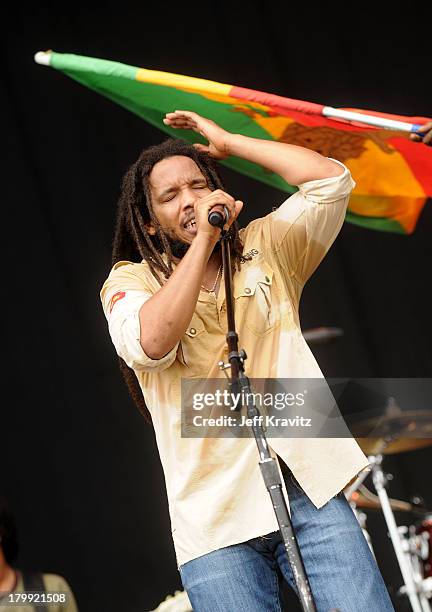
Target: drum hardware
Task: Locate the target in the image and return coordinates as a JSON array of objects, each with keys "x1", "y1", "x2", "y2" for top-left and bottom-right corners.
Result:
[
  {"x1": 350, "y1": 484, "x2": 427, "y2": 515},
  {"x1": 416, "y1": 516, "x2": 432, "y2": 579},
  {"x1": 351, "y1": 398, "x2": 432, "y2": 457},
  {"x1": 349, "y1": 503, "x2": 376, "y2": 558},
  {"x1": 368, "y1": 454, "x2": 431, "y2": 612},
  {"x1": 347, "y1": 402, "x2": 432, "y2": 609},
  {"x1": 357, "y1": 436, "x2": 432, "y2": 456},
  {"x1": 396, "y1": 522, "x2": 432, "y2": 604},
  {"x1": 347, "y1": 483, "x2": 428, "y2": 565}
]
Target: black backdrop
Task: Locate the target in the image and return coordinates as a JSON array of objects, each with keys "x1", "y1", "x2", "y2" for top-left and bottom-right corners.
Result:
[{"x1": 2, "y1": 4, "x2": 431, "y2": 611}]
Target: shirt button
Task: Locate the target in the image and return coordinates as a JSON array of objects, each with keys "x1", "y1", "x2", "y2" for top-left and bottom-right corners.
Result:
[
  {"x1": 244, "y1": 287, "x2": 251, "y2": 294},
  {"x1": 189, "y1": 328, "x2": 197, "y2": 335}
]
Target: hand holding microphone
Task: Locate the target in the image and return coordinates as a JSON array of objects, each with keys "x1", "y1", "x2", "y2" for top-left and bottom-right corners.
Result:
[
  {"x1": 208, "y1": 205, "x2": 230, "y2": 229},
  {"x1": 194, "y1": 190, "x2": 243, "y2": 240}
]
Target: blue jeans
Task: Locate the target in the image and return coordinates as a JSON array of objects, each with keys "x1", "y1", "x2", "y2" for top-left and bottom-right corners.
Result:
[{"x1": 179, "y1": 470, "x2": 394, "y2": 611}]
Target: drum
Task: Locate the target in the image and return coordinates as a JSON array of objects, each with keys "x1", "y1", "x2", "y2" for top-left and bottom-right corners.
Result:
[{"x1": 416, "y1": 514, "x2": 432, "y2": 578}]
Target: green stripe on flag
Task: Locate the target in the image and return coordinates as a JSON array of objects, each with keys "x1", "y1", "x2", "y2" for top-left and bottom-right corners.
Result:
[
  {"x1": 51, "y1": 53, "x2": 296, "y2": 194},
  {"x1": 51, "y1": 52, "x2": 137, "y2": 80},
  {"x1": 345, "y1": 211, "x2": 406, "y2": 234}
]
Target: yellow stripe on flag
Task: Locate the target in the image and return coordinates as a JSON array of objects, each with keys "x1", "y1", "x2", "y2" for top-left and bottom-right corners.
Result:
[
  {"x1": 349, "y1": 139, "x2": 425, "y2": 198},
  {"x1": 349, "y1": 194, "x2": 426, "y2": 233},
  {"x1": 136, "y1": 69, "x2": 231, "y2": 96}
]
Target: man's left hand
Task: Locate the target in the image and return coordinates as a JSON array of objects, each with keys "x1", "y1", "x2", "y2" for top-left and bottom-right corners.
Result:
[
  {"x1": 410, "y1": 121, "x2": 432, "y2": 146},
  {"x1": 163, "y1": 110, "x2": 231, "y2": 159}
]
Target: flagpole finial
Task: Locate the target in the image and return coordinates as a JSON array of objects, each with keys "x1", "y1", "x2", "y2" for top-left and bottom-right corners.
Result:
[{"x1": 34, "y1": 51, "x2": 52, "y2": 66}]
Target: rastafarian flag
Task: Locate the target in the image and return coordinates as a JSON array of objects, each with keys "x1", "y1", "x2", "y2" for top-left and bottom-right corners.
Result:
[{"x1": 35, "y1": 51, "x2": 432, "y2": 234}]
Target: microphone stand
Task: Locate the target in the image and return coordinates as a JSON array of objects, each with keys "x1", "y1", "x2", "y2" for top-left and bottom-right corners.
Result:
[{"x1": 215, "y1": 222, "x2": 318, "y2": 612}]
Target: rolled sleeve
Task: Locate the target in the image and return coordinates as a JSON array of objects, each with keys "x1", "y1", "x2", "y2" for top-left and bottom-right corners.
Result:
[
  {"x1": 265, "y1": 159, "x2": 355, "y2": 283},
  {"x1": 297, "y1": 158, "x2": 355, "y2": 204},
  {"x1": 101, "y1": 271, "x2": 179, "y2": 373}
]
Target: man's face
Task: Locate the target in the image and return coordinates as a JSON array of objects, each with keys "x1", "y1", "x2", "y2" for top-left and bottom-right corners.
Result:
[{"x1": 147, "y1": 156, "x2": 212, "y2": 251}]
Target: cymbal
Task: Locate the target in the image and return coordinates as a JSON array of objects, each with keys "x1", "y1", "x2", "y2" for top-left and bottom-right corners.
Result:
[
  {"x1": 349, "y1": 485, "x2": 414, "y2": 513},
  {"x1": 350, "y1": 409, "x2": 432, "y2": 455},
  {"x1": 355, "y1": 437, "x2": 432, "y2": 455}
]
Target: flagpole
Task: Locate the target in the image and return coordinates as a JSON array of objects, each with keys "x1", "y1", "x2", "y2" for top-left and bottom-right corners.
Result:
[
  {"x1": 322, "y1": 106, "x2": 423, "y2": 134},
  {"x1": 35, "y1": 51, "x2": 51, "y2": 66}
]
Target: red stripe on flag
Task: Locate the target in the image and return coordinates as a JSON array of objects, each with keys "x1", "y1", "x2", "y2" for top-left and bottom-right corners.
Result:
[
  {"x1": 229, "y1": 86, "x2": 325, "y2": 115},
  {"x1": 388, "y1": 137, "x2": 432, "y2": 193}
]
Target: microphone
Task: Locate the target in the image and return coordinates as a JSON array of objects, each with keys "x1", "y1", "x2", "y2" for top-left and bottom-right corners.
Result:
[{"x1": 208, "y1": 205, "x2": 229, "y2": 229}]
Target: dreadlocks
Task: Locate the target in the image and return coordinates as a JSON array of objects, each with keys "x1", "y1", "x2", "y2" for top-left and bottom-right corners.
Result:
[{"x1": 112, "y1": 138, "x2": 246, "y2": 421}]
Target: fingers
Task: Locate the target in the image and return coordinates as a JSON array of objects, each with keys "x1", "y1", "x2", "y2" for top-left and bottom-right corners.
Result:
[
  {"x1": 163, "y1": 116, "x2": 196, "y2": 130},
  {"x1": 422, "y1": 123, "x2": 432, "y2": 145},
  {"x1": 163, "y1": 110, "x2": 214, "y2": 134},
  {"x1": 193, "y1": 143, "x2": 210, "y2": 153},
  {"x1": 169, "y1": 110, "x2": 199, "y2": 121},
  {"x1": 207, "y1": 190, "x2": 243, "y2": 230},
  {"x1": 220, "y1": 200, "x2": 243, "y2": 231},
  {"x1": 410, "y1": 131, "x2": 432, "y2": 145},
  {"x1": 204, "y1": 190, "x2": 237, "y2": 213},
  {"x1": 233, "y1": 199, "x2": 244, "y2": 220},
  {"x1": 163, "y1": 110, "x2": 200, "y2": 130},
  {"x1": 410, "y1": 121, "x2": 432, "y2": 146},
  {"x1": 418, "y1": 121, "x2": 432, "y2": 133},
  {"x1": 194, "y1": 189, "x2": 243, "y2": 232},
  {"x1": 164, "y1": 110, "x2": 228, "y2": 158}
]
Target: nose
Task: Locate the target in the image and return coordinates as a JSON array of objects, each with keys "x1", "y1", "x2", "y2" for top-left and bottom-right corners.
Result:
[{"x1": 179, "y1": 187, "x2": 198, "y2": 212}]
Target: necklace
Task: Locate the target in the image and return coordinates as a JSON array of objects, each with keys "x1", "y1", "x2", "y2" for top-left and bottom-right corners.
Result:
[{"x1": 201, "y1": 264, "x2": 223, "y2": 294}]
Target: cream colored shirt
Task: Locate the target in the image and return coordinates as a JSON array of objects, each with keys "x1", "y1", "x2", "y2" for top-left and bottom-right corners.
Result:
[{"x1": 100, "y1": 159, "x2": 369, "y2": 567}]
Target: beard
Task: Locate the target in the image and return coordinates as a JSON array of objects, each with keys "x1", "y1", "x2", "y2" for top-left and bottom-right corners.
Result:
[
  {"x1": 162, "y1": 232, "x2": 221, "y2": 259},
  {"x1": 166, "y1": 235, "x2": 191, "y2": 259}
]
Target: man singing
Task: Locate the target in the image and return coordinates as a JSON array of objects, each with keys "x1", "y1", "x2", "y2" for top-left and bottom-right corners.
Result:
[{"x1": 100, "y1": 110, "x2": 394, "y2": 611}]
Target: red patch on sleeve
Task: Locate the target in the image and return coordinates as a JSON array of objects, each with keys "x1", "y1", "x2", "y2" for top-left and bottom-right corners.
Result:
[{"x1": 109, "y1": 291, "x2": 126, "y2": 314}]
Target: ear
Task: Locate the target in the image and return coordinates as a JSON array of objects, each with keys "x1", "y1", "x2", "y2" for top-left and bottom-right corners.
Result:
[{"x1": 145, "y1": 222, "x2": 157, "y2": 236}]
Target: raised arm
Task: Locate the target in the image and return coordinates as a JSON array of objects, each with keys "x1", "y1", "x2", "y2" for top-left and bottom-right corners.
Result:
[{"x1": 164, "y1": 110, "x2": 344, "y2": 184}]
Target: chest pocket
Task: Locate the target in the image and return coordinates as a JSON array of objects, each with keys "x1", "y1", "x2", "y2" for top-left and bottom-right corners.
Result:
[
  {"x1": 177, "y1": 314, "x2": 208, "y2": 372},
  {"x1": 234, "y1": 262, "x2": 281, "y2": 337}
]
